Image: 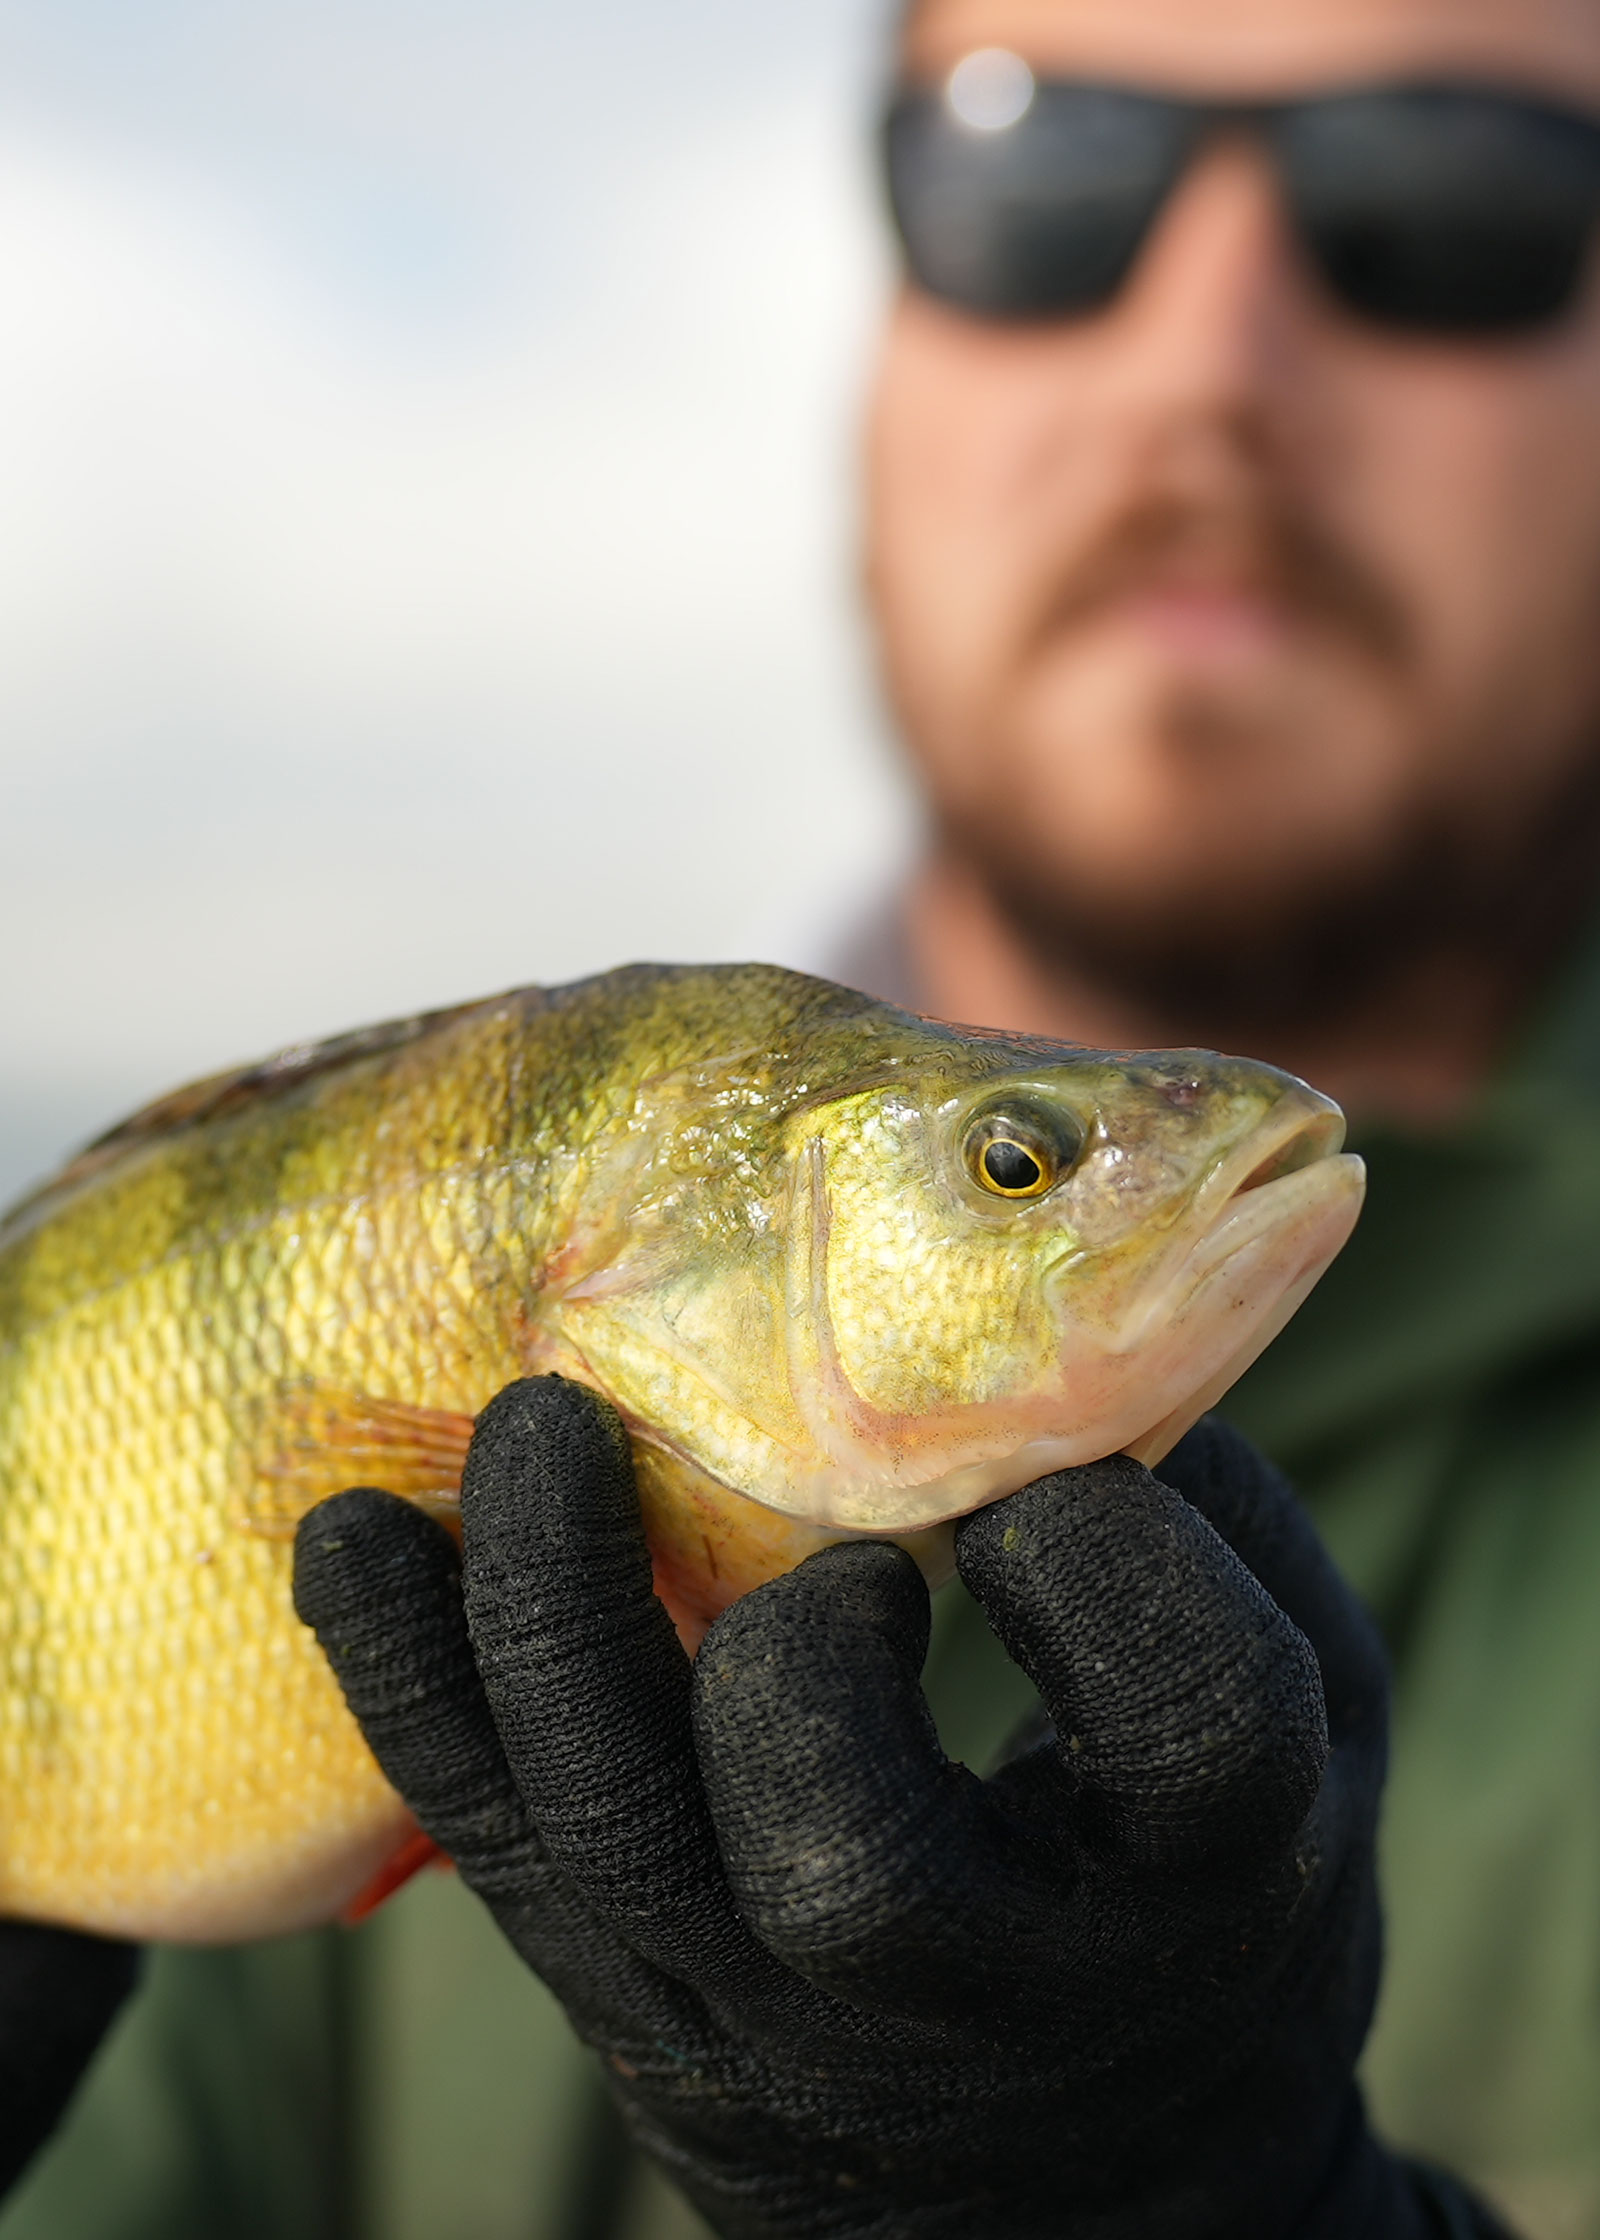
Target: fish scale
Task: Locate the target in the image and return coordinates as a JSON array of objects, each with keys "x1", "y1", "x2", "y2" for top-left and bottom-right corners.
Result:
[
  {"x1": 0, "y1": 963, "x2": 1363, "y2": 1940},
  {"x1": 0, "y1": 998, "x2": 548, "y2": 1938}
]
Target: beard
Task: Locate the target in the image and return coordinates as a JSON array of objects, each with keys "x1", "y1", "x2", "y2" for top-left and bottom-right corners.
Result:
[
  {"x1": 946, "y1": 740, "x2": 1600, "y2": 1045},
  {"x1": 920, "y1": 488, "x2": 1600, "y2": 1045}
]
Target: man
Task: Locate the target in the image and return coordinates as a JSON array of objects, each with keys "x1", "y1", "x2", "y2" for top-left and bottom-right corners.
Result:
[
  {"x1": 5, "y1": 0, "x2": 1600, "y2": 2230},
  {"x1": 860, "y1": 2, "x2": 1600, "y2": 2224}
]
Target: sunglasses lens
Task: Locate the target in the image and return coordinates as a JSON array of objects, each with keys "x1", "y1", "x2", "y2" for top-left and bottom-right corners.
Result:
[
  {"x1": 1280, "y1": 88, "x2": 1600, "y2": 334},
  {"x1": 885, "y1": 80, "x2": 1191, "y2": 319}
]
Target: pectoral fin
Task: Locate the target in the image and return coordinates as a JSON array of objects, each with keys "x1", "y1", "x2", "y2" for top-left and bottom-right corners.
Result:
[{"x1": 240, "y1": 1381, "x2": 476, "y2": 1539}]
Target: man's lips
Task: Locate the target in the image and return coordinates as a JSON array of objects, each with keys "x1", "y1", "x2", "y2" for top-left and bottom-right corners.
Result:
[{"x1": 1107, "y1": 583, "x2": 1293, "y2": 667}]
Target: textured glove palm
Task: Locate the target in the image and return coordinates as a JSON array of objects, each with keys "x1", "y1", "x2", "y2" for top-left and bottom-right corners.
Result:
[{"x1": 295, "y1": 1377, "x2": 1490, "y2": 2240}]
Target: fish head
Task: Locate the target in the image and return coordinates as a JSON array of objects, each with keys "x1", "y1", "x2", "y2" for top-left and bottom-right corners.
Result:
[
  {"x1": 776, "y1": 1041, "x2": 1364, "y2": 1530},
  {"x1": 554, "y1": 1005, "x2": 1362, "y2": 1542}
]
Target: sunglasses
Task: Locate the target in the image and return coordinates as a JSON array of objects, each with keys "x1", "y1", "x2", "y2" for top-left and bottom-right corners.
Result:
[{"x1": 884, "y1": 62, "x2": 1600, "y2": 336}]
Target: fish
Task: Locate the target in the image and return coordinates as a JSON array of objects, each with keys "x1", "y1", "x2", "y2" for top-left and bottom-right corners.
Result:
[{"x1": 0, "y1": 963, "x2": 1364, "y2": 1942}]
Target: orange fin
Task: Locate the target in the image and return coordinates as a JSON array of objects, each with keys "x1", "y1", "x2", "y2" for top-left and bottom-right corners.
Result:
[
  {"x1": 340, "y1": 1826, "x2": 452, "y2": 1926},
  {"x1": 240, "y1": 1381, "x2": 475, "y2": 1540}
]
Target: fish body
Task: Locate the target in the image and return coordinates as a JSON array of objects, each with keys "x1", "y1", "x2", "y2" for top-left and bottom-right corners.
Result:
[{"x1": 0, "y1": 964, "x2": 1364, "y2": 1941}]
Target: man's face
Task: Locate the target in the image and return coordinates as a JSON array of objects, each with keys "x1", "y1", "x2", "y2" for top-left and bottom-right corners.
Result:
[{"x1": 867, "y1": 0, "x2": 1600, "y2": 1024}]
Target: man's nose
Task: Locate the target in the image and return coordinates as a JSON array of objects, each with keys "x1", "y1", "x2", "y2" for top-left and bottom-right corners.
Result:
[{"x1": 1108, "y1": 134, "x2": 1322, "y2": 422}]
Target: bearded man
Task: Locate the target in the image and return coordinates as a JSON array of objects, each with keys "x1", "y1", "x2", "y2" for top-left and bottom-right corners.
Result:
[{"x1": 5, "y1": 0, "x2": 1600, "y2": 2234}]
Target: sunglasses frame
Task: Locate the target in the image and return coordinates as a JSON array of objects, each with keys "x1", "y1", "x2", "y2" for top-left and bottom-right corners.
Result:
[{"x1": 883, "y1": 72, "x2": 1600, "y2": 336}]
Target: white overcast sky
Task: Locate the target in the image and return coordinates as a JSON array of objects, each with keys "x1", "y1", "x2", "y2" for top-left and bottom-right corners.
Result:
[{"x1": 0, "y1": 0, "x2": 911, "y2": 1201}]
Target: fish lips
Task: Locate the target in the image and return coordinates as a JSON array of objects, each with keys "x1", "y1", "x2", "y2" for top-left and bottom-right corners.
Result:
[{"x1": 1120, "y1": 1145, "x2": 1366, "y2": 1467}]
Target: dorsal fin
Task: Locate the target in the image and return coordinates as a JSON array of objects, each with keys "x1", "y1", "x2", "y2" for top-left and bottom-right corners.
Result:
[{"x1": 0, "y1": 992, "x2": 517, "y2": 1245}]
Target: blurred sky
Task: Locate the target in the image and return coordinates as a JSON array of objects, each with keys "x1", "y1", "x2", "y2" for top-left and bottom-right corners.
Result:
[{"x1": 0, "y1": 0, "x2": 911, "y2": 1202}]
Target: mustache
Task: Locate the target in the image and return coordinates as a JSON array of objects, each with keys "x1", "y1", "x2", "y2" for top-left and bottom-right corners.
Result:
[{"x1": 1028, "y1": 489, "x2": 1415, "y2": 669}]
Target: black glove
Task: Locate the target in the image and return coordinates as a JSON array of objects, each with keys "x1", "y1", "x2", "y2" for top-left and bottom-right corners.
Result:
[
  {"x1": 295, "y1": 1377, "x2": 1511, "y2": 2240},
  {"x1": 0, "y1": 1921, "x2": 138, "y2": 2198}
]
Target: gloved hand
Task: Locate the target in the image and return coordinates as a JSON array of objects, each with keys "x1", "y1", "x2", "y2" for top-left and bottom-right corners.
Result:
[
  {"x1": 0, "y1": 1922, "x2": 138, "y2": 2198},
  {"x1": 295, "y1": 1377, "x2": 1509, "y2": 2239}
]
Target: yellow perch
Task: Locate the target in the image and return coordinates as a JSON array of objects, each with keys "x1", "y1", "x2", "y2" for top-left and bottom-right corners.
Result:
[{"x1": 0, "y1": 964, "x2": 1363, "y2": 1943}]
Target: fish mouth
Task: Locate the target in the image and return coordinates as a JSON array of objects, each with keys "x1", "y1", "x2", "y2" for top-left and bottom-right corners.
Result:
[
  {"x1": 1077, "y1": 1086, "x2": 1354, "y2": 1355},
  {"x1": 1183, "y1": 1093, "x2": 1352, "y2": 1289},
  {"x1": 1104, "y1": 1095, "x2": 1365, "y2": 1469},
  {"x1": 1209, "y1": 1085, "x2": 1348, "y2": 1209}
]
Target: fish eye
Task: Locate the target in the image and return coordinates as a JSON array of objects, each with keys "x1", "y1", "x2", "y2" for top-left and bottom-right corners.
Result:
[{"x1": 963, "y1": 1098, "x2": 1084, "y2": 1201}]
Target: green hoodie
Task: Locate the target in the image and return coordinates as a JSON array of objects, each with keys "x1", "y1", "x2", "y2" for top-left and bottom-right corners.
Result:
[{"x1": 6, "y1": 933, "x2": 1600, "y2": 2240}]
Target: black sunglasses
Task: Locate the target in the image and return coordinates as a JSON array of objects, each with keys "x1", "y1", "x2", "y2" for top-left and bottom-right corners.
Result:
[{"x1": 884, "y1": 63, "x2": 1600, "y2": 336}]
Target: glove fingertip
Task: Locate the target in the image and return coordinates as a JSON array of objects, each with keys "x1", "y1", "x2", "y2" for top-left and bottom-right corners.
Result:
[
  {"x1": 954, "y1": 1459, "x2": 1331, "y2": 1867},
  {"x1": 475, "y1": 1372, "x2": 630, "y2": 1457},
  {"x1": 462, "y1": 1376, "x2": 638, "y2": 1553},
  {"x1": 699, "y1": 1540, "x2": 929, "y2": 1679},
  {"x1": 953, "y1": 1454, "x2": 1150, "y2": 1608},
  {"x1": 292, "y1": 1487, "x2": 456, "y2": 1635}
]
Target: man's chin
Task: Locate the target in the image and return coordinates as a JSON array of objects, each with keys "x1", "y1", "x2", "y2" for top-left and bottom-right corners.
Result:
[
  {"x1": 945, "y1": 808, "x2": 1482, "y2": 1044},
  {"x1": 938, "y1": 672, "x2": 1442, "y2": 1035}
]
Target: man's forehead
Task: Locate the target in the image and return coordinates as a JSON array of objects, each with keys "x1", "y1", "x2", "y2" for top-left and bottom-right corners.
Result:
[{"x1": 900, "y1": 0, "x2": 1600, "y2": 106}]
